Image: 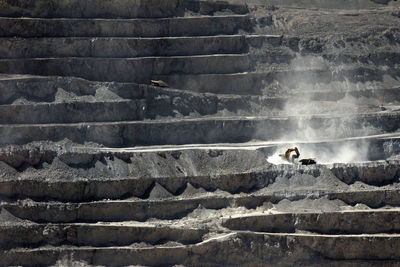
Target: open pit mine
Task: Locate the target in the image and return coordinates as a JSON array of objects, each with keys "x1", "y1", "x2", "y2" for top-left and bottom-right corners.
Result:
[{"x1": 1, "y1": 0, "x2": 400, "y2": 266}]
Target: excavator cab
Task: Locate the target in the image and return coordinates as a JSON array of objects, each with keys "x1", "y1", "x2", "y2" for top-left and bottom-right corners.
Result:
[{"x1": 281, "y1": 147, "x2": 300, "y2": 163}]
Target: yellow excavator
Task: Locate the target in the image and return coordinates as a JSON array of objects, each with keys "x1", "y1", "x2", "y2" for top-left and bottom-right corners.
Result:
[
  {"x1": 281, "y1": 147, "x2": 316, "y2": 165},
  {"x1": 151, "y1": 80, "x2": 169, "y2": 87}
]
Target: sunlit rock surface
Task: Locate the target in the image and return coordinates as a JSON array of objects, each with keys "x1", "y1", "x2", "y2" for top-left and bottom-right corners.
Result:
[{"x1": 1, "y1": 0, "x2": 400, "y2": 266}]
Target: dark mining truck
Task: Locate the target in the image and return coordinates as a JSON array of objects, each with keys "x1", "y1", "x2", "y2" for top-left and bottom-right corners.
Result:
[{"x1": 1, "y1": 0, "x2": 400, "y2": 266}]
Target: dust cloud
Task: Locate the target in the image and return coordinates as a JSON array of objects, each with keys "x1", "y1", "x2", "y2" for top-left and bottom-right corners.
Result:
[{"x1": 267, "y1": 54, "x2": 381, "y2": 164}]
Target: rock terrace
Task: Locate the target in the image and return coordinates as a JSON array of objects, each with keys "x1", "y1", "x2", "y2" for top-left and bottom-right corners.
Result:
[{"x1": 1, "y1": 0, "x2": 400, "y2": 266}]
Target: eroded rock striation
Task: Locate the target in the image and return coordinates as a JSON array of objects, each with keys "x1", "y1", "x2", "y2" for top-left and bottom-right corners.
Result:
[{"x1": 1, "y1": 0, "x2": 400, "y2": 266}]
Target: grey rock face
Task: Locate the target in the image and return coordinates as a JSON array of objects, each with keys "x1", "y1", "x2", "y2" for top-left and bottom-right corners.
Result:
[
  {"x1": 1, "y1": 0, "x2": 400, "y2": 266},
  {"x1": 0, "y1": 0, "x2": 183, "y2": 18}
]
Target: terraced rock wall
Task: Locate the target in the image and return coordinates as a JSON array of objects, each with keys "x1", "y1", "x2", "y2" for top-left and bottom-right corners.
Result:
[{"x1": 1, "y1": 0, "x2": 400, "y2": 266}]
